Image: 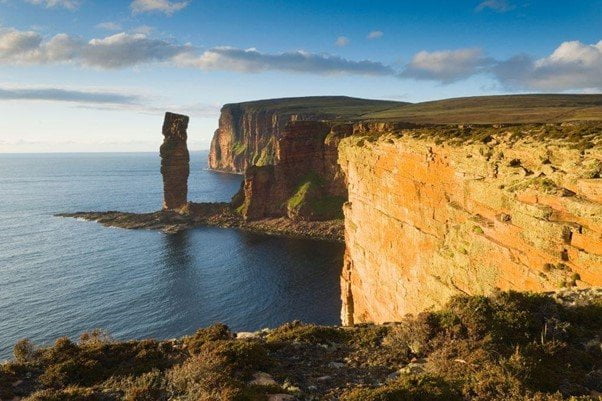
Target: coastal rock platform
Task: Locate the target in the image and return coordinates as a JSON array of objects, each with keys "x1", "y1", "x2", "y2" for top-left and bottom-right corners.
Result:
[{"x1": 57, "y1": 202, "x2": 344, "y2": 242}]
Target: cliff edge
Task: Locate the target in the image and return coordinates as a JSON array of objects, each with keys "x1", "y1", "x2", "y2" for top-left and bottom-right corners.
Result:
[
  {"x1": 208, "y1": 96, "x2": 404, "y2": 173},
  {"x1": 340, "y1": 123, "x2": 602, "y2": 325}
]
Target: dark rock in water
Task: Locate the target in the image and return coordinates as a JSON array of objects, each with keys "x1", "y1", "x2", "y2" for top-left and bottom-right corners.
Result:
[
  {"x1": 160, "y1": 112, "x2": 190, "y2": 212},
  {"x1": 57, "y1": 202, "x2": 344, "y2": 241}
]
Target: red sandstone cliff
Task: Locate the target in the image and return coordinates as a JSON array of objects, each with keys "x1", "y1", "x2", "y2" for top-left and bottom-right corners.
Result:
[
  {"x1": 208, "y1": 97, "x2": 403, "y2": 173},
  {"x1": 160, "y1": 112, "x2": 190, "y2": 212},
  {"x1": 207, "y1": 96, "x2": 602, "y2": 325},
  {"x1": 339, "y1": 123, "x2": 602, "y2": 325},
  {"x1": 236, "y1": 121, "x2": 353, "y2": 221}
]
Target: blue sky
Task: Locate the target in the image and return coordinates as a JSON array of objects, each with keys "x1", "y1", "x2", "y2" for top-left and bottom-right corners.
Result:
[{"x1": 0, "y1": 0, "x2": 600, "y2": 152}]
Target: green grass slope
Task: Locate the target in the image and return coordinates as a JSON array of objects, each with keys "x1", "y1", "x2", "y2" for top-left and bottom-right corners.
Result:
[
  {"x1": 364, "y1": 94, "x2": 602, "y2": 124},
  {"x1": 223, "y1": 96, "x2": 407, "y2": 119}
]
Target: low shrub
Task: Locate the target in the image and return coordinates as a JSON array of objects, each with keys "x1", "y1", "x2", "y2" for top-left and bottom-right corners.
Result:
[
  {"x1": 184, "y1": 323, "x2": 233, "y2": 354},
  {"x1": 341, "y1": 375, "x2": 462, "y2": 401},
  {"x1": 266, "y1": 321, "x2": 347, "y2": 345}
]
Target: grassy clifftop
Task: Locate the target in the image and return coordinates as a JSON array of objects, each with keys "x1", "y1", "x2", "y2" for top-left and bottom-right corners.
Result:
[
  {"x1": 363, "y1": 94, "x2": 602, "y2": 124},
  {"x1": 222, "y1": 94, "x2": 602, "y2": 125},
  {"x1": 222, "y1": 96, "x2": 406, "y2": 119},
  {"x1": 2, "y1": 290, "x2": 601, "y2": 401}
]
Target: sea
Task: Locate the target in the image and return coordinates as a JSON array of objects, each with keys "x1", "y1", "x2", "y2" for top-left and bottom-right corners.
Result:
[{"x1": 0, "y1": 151, "x2": 344, "y2": 359}]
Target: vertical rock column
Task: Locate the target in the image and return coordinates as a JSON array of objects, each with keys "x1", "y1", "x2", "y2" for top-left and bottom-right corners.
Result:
[{"x1": 160, "y1": 112, "x2": 190, "y2": 212}]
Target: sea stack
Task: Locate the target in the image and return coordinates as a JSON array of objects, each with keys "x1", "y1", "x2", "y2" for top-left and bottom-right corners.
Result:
[{"x1": 160, "y1": 112, "x2": 190, "y2": 212}]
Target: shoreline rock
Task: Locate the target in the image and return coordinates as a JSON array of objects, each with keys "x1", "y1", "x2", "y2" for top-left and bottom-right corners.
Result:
[{"x1": 56, "y1": 202, "x2": 344, "y2": 242}]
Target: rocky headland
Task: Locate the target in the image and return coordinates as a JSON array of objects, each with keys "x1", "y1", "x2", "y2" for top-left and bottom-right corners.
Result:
[
  {"x1": 59, "y1": 95, "x2": 602, "y2": 327},
  {"x1": 208, "y1": 96, "x2": 404, "y2": 173}
]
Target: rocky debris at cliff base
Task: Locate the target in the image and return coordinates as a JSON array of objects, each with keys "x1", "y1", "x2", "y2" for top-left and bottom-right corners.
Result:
[
  {"x1": 56, "y1": 202, "x2": 344, "y2": 242},
  {"x1": 242, "y1": 217, "x2": 344, "y2": 242}
]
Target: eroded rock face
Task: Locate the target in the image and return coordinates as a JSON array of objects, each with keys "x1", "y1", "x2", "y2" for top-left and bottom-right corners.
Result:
[
  {"x1": 236, "y1": 121, "x2": 352, "y2": 221},
  {"x1": 160, "y1": 112, "x2": 190, "y2": 212},
  {"x1": 339, "y1": 125, "x2": 602, "y2": 325},
  {"x1": 209, "y1": 104, "x2": 323, "y2": 173}
]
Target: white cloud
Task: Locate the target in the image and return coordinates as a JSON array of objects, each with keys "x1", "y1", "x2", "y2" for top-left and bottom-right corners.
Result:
[
  {"x1": 475, "y1": 0, "x2": 514, "y2": 12},
  {"x1": 400, "y1": 48, "x2": 491, "y2": 83},
  {"x1": 0, "y1": 84, "x2": 221, "y2": 117},
  {"x1": 0, "y1": 28, "x2": 190, "y2": 68},
  {"x1": 494, "y1": 40, "x2": 602, "y2": 90},
  {"x1": 367, "y1": 31, "x2": 383, "y2": 40},
  {"x1": 96, "y1": 22, "x2": 122, "y2": 31},
  {"x1": 0, "y1": 27, "x2": 393, "y2": 76},
  {"x1": 81, "y1": 33, "x2": 188, "y2": 68},
  {"x1": 0, "y1": 27, "x2": 42, "y2": 57},
  {"x1": 130, "y1": 0, "x2": 189, "y2": 15},
  {"x1": 401, "y1": 40, "x2": 602, "y2": 90},
  {"x1": 335, "y1": 36, "x2": 349, "y2": 47},
  {"x1": 3, "y1": 23, "x2": 599, "y2": 90},
  {"x1": 24, "y1": 0, "x2": 80, "y2": 10},
  {"x1": 175, "y1": 47, "x2": 395, "y2": 76},
  {"x1": 0, "y1": 86, "x2": 140, "y2": 104}
]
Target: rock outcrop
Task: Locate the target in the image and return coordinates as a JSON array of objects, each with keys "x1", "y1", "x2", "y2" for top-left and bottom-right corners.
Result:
[
  {"x1": 236, "y1": 121, "x2": 353, "y2": 221},
  {"x1": 339, "y1": 123, "x2": 602, "y2": 325},
  {"x1": 160, "y1": 112, "x2": 190, "y2": 212},
  {"x1": 58, "y1": 206, "x2": 344, "y2": 241}
]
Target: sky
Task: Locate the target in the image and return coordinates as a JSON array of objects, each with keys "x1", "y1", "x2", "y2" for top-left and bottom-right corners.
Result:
[{"x1": 0, "y1": 0, "x2": 600, "y2": 152}]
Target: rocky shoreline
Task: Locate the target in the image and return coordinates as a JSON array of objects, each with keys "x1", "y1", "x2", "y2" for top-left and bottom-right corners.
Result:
[{"x1": 57, "y1": 202, "x2": 344, "y2": 242}]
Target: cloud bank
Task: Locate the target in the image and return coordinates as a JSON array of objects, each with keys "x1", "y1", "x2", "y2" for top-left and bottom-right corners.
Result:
[
  {"x1": 0, "y1": 86, "x2": 140, "y2": 104},
  {"x1": 399, "y1": 40, "x2": 602, "y2": 90},
  {"x1": 0, "y1": 25, "x2": 600, "y2": 90},
  {"x1": 0, "y1": 28, "x2": 190, "y2": 68},
  {"x1": 400, "y1": 48, "x2": 492, "y2": 83},
  {"x1": 493, "y1": 40, "x2": 602, "y2": 90},
  {"x1": 175, "y1": 47, "x2": 394, "y2": 76},
  {"x1": 0, "y1": 85, "x2": 221, "y2": 117},
  {"x1": 0, "y1": 27, "x2": 394, "y2": 76}
]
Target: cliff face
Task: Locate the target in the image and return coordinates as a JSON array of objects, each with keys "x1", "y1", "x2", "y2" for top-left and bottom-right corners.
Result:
[
  {"x1": 208, "y1": 96, "x2": 404, "y2": 173},
  {"x1": 237, "y1": 121, "x2": 352, "y2": 221},
  {"x1": 208, "y1": 104, "x2": 314, "y2": 172},
  {"x1": 339, "y1": 124, "x2": 602, "y2": 325},
  {"x1": 160, "y1": 112, "x2": 190, "y2": 212}
]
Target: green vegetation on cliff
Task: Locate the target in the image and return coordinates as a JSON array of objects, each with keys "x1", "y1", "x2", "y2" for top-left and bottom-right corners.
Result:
[
  {"x1": 226, "y1": 96, "x2": 405, "y2": 119},
  {"x1": 362, "y1": 94, "x2": 602, "y2": 124},
  {"x1": 2, "y1": 290, "x2": 601, "y2": 401},
  {"x1": 287, "y1": 173, "x2": 345, "y2": 220}
]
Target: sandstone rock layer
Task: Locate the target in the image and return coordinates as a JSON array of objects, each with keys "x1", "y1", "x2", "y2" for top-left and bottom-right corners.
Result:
[
  {"x1": 339, "y1": 125, "x2": 602, "y2": 325},
  {"x1": 236, "y1": 121, "x2": 352, "y2": 221},
  {"x1": 160, "y1": 112, "x2": 190, "y2": 212},
  {"x1": 208, "y1": 97, "x2": 402, "y2": 173}
]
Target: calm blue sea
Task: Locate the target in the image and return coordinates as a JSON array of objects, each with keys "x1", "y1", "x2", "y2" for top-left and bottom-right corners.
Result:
[{"x1": 0, "y1": 151, "x2": 343, "y2": 359}]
